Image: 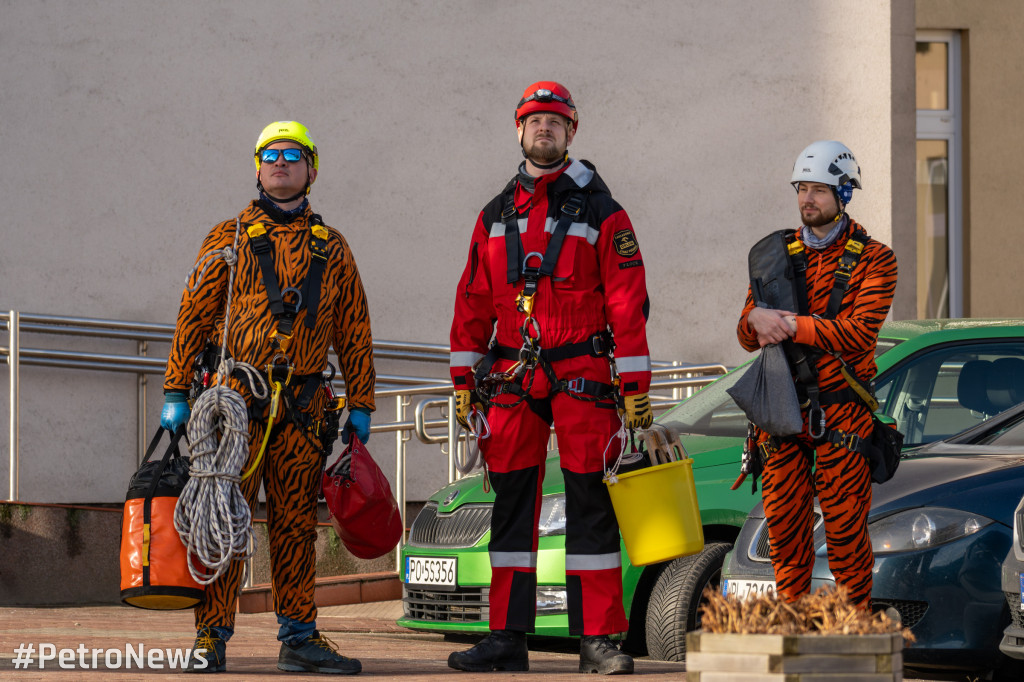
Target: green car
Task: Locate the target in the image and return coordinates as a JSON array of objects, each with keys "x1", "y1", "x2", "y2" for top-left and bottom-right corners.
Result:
[{"x1": 399, "y1": 319, "x2": 1024, "y2": 660}]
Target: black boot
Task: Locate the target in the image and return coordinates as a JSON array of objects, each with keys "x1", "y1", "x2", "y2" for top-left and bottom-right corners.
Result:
[
  {"x1": 447, "y1": 630, "x2": 528, "y2": 672},
  {"x1": 579, "y1": 635, "x2": 633, "y2": 675}
]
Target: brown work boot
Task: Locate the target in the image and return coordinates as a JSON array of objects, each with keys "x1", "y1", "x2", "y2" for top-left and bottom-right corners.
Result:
[{"x1": 447, "y1": 629, "x2": 529, "y2": 672}]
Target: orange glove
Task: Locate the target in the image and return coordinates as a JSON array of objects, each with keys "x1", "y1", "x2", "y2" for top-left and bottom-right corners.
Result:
[{"x1": 622, "y1": 393, "x2": 653, "y2": 430}]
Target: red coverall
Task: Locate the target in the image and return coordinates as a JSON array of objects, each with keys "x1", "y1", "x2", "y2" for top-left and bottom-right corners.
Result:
[
  {"x1": 736, "y1": 218, "x2": 898, "y2": 606},
  {"x1": 450, "y1": 158, "x2": 651, "y2": 635}
]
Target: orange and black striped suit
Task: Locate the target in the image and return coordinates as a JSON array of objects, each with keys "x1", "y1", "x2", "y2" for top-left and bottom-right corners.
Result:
[
  {"x1": 164, "y1": 199, "x2": 375, "y2": 634},
  {"x1": 737, "y1": 218, "x2": 897, "y2": 606}
]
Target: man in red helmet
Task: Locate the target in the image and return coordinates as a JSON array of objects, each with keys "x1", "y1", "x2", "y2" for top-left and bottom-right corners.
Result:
[{"x1": 447, "y1": 81, "x2": 651, "y2": 675}]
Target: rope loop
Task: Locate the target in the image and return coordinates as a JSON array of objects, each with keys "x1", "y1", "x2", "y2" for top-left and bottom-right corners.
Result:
[
  {"x1": 173, "y1": 217, "x2": 259, "y2": 586},
  {"x1": 454, "y1": 407, "x2": 491, "y2": 475}
]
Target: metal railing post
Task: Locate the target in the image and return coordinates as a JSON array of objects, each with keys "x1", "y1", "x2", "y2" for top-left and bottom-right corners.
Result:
[
  {"x1": 8, "y1": 311, "x2": 19, "y2": 501},
  {"x1": 138, "y1": 340, "x2": 148, "y2": 466},
  {"x1": 447, "y1": 395, "x2": 458, "y2": 484},
  {"x1": 395, "y1": 394, "x2": 408, "y2": 573}
]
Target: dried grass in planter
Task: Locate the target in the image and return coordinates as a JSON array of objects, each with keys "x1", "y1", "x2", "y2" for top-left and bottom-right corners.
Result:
[{"x1": 699, "y1": 585, "x2": 915, "y2": 643}]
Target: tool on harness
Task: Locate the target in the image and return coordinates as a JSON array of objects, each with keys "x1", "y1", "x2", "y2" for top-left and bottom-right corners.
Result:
[
  {"x1": 730, "y1": 422, "x2": 765, "y2": 493},
  {"x1": 244, "y1": 366, "x2": 288, "y2": 482},
  {"x1": 454, "y1": 404, "x2": 491, "y2": 476},
  {"x1": 474, "y1": 331, "x2": 618, "y2": 412}
]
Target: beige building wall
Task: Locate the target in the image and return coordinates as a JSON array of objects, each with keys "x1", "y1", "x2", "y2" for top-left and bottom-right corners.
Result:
[
  {"x1": 917, "y1": 0, "x2": 1024, "y2": 317},
  {"x1": 0, "y1": 0, "x2": 914, "y2": 502}
]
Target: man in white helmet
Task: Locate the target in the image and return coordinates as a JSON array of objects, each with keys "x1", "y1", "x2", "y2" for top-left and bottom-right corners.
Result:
[{"x1": 736, "y1": 140, "x2": 898, "y2": 608}]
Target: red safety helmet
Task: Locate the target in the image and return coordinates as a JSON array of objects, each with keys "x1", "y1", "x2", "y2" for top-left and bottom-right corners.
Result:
[{"x1": 515, "y1": 81, "x2": 578, "y2": 132}]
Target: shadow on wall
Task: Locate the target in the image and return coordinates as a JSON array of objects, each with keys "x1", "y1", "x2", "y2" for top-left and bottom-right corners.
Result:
[{"x1": 0, "y1": 502, "x2": 398, "y2": 606}]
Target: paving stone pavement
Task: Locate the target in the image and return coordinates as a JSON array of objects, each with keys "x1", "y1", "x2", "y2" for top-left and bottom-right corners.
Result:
[{"x1": 0, "y1": 601, "x2": 951, "y2": 680}]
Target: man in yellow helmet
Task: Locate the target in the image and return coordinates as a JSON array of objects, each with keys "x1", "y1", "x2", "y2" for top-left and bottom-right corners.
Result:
[{"x1": 162, "y1": 121, "x2": 376, "y2": 674}]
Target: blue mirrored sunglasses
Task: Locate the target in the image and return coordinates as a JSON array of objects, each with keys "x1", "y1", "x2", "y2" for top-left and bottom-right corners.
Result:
[{"x1": 259, "y1": 148, "x2": 305, "y2": 164}]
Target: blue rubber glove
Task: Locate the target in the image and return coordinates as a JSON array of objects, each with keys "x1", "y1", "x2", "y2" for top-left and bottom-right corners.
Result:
[
  {"x1": 341, "y1": 408, "x2": 371, "y2": 444},
  {"x1": 161, "y1": 391, "x2": 191, "y2": 433}
]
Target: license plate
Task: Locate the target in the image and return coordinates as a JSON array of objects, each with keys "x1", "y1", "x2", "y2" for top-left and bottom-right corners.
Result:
[
  {"x1": 1019, "y1": 574, "x2": 1023, "y2": 611},
  {"x1": 405, "y1": 556, "x2": 457, "y2": 591},
  {"x1": 722, "y1": 578, "x2": 776, "y2": 599}
]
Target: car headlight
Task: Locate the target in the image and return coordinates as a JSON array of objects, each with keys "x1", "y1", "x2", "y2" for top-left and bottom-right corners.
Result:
[
  {"x1": 869, "y1": 507, "x2": 993, "y2": 554},
  {"x1": 538, "y1": 494, "x2": 566, "y2": 537},
  {"x1": 536, "y1": 587, "x2": 568, "y2": 614}
]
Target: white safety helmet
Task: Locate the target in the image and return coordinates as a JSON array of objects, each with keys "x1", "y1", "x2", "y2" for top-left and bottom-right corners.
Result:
[{"x1": 791, "y1": 140, "x2": 861, "y2": 190}]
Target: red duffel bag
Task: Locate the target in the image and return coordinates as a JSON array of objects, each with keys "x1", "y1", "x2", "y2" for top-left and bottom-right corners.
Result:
[{"x1": 322, "y1": 436, "x2": 403, "y2": 559}]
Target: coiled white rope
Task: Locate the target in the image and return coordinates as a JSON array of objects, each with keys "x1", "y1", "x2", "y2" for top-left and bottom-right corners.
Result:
[
  {"x1": 173, "y1": 219, "x2": 268, "y2": 585},
  {"x1": 454, "y1": 408, "x2": 491, "y2": 475},
  {"x1": 176, "y1": 386, "x2": 252, "y2": 584}
]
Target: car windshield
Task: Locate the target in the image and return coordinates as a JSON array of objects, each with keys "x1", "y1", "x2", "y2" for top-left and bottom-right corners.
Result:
[
  {"x1": 660, "y1": 364, "x2": 749, "y2": 438},
  {"x1": 975, "y1": 408, "x2": 1024, "y2": 446},
  {"x1": 657, "y1": 335, "x2": 908, "y2": 440},
  {"x1": 875, "y1": 336, "x2": 902, "y2": 358}
]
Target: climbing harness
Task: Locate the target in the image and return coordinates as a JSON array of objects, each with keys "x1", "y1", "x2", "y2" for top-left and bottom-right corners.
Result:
[
  {"x1": 174, "y1": 218, "x2": 268, "y2": 585},
  {"x1": 476, "y1": 183, "x2": 620, "y2": 417},
  {"x1": 738, "y1": 227, "x2": 876, "y2": 490}
]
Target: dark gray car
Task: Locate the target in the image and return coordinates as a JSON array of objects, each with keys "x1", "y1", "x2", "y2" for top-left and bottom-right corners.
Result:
[{"x1": 722, "y1": 402, "x2": 1024, "y2": 681}]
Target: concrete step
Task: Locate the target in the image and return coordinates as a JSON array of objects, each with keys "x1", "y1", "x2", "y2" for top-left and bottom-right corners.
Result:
[{"x1": 0, "y1": 501, "x2": 402, "y2": 608}]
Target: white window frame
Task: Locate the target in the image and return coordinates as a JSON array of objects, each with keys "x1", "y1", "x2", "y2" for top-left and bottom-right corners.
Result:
[{"x1": 916, "y1": 30, "x2": 963, "y2": 318}]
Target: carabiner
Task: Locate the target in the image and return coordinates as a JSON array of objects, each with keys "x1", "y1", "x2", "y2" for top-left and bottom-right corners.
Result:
[
  {"x1": 808, "y1": 406, "x2": 826, "y2": 440},
  {"x1": 520, "y1": 316, "x2": 541, "y2": 343}
]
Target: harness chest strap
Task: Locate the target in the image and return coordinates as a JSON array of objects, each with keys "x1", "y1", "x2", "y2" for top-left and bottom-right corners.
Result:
[
  {"x1": 246, "y1": 216, "x2": 331, "y2": 346},
  {"x1": 502, "y1": 184, "x2": 587, "y2": 294},
  {"x1": 793, "y1": 228, "x2": 874, "y2": 450}
]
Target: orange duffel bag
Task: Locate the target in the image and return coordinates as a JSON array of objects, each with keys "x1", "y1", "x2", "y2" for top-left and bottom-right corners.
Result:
[{"x1": 119, "y1": 425, "x2": 204, "y2": 609}]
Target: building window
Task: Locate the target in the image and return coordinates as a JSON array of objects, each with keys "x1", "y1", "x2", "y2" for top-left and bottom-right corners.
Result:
[{"x1": 916, "y1": 31, "x2": 962, "y2": 318}]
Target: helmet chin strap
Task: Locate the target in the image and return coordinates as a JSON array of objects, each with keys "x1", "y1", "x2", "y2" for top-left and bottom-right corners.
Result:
[{"x1": 522, "y1": 149, "x2": 568, "y2": 170}]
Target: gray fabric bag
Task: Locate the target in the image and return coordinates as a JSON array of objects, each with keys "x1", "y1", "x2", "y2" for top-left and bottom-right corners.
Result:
[{"x1": 727, "y1": 343, "x2": 804, "y2": 437}]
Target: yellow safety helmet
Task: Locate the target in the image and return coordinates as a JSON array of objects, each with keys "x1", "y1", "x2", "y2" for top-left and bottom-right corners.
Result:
[{"x1": 254, "y1": 121, "x2": 319, "y2": 171}]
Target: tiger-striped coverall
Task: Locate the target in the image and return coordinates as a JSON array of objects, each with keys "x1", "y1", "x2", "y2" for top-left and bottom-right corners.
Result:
[
  {"x1": 164, "y1": 198, "x2": 376, "y2": 639},
  {"x1": 737, "y1": 217, "x2": 897, "y2": 606}
]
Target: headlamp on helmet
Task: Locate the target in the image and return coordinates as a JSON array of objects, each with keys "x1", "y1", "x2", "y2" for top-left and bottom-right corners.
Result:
[{"x1": 515, "y1": 81, "x2": 578, "y2": 132}]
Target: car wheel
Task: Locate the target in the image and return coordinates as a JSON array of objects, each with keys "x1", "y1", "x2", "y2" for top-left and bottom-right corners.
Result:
[{"x1": 644, "y1": 542, "x2": 732, "y2": 662}]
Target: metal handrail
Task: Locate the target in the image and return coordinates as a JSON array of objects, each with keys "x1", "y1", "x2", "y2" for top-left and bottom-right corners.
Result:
[{"x1": 1, "y1": 311, "x2": 727, "y2": 572}]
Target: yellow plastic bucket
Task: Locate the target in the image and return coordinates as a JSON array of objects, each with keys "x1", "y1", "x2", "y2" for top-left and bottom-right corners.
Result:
[{"x1": 605, "y1": 458, "x2": 704, "y2": 566}]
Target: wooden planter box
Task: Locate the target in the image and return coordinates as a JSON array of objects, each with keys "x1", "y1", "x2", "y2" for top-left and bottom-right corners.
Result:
[{"x1": 686, "y1": 630, "x2": 903, "y2": 682}]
